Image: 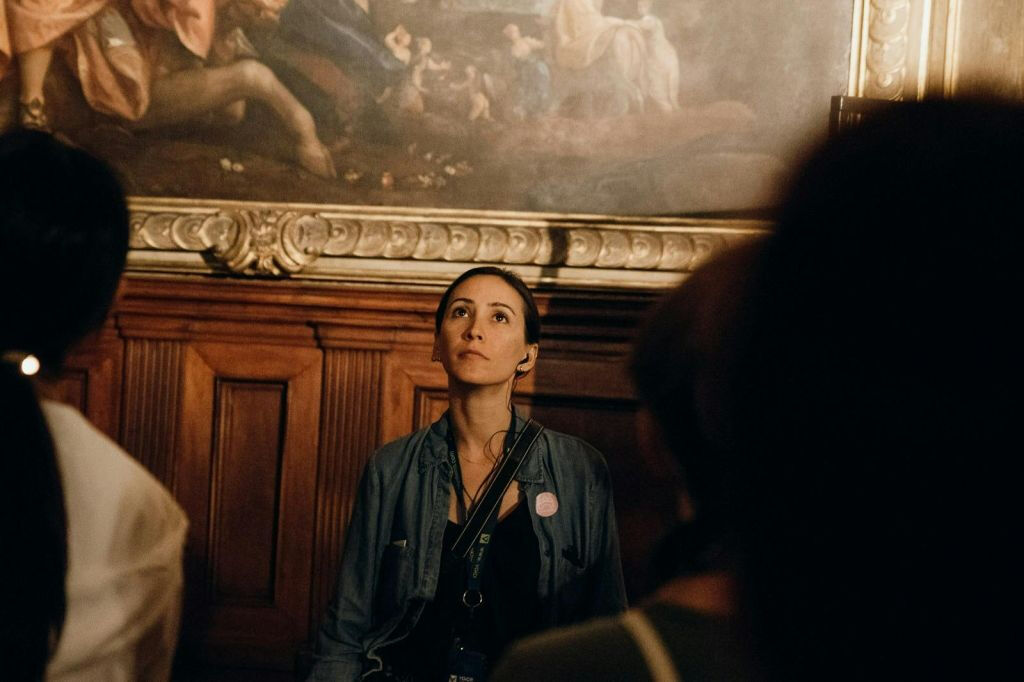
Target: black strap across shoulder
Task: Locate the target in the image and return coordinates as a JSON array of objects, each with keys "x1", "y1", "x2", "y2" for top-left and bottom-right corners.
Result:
[{"x1": 449, "y1": 418, "x2": 544, "y2": 560}]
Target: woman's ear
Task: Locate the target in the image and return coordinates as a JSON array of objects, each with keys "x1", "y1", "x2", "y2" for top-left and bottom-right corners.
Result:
[{"x1": 516, "y1": 344, "x2": 539, "y2": 375}]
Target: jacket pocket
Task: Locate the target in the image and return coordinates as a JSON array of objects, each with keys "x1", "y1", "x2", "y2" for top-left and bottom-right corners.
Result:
[
  {"x1": 555, "y1": 559, "x2": 589, "y2": 621},
  {"x1": 373, "y1": 540, "x2": 410, "y2": 625}
]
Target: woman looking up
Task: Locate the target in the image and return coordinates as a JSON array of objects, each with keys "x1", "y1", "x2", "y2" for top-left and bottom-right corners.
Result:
[{"x1": 310, "y1": 266, "x2": 626, "y2": 682}]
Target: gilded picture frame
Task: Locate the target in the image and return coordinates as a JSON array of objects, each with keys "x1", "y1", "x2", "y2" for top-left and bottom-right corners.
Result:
[{"x1": 4, "y1": 0, "x2": 956, "y2": 288}]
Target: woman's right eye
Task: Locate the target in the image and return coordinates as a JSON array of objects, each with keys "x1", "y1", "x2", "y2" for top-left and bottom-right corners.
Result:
[{"x1": 451, "y1": 306, "x2": 468, "y2": 318}]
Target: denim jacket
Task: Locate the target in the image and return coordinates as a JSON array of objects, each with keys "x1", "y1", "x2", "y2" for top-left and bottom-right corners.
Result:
[{"x1": 309, "y1": 412, "x2": 628, "y2": 680}]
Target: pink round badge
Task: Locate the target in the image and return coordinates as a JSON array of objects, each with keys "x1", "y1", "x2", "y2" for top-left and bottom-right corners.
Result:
[{"x1": 535, "y1": 492, "x2": 559, "y2": 517}]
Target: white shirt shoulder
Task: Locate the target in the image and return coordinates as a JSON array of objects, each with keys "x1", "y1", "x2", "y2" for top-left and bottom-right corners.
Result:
[{"x1": 41, "y1": 401, "x2": 187, "y2": 682}]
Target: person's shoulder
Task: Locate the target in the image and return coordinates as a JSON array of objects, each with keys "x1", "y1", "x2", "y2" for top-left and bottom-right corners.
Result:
[
  {"x1": 366, "y1": 423, "x2": 435, "y2": 473},
  {"x1": 42, "y1": 400, "x2": 172, "y2": 498},
  {"x1": 491, "y1": 613, "x2": 641, "y2": 682},
  {"x1": 539, "y1": 426, "x2": 608, "y2": 478},
  {"x1": 41, "y1": 401, "x2": 187, "y2": 559}
]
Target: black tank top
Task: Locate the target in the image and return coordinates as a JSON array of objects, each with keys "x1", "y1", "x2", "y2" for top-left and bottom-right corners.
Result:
[{"x1": 386, "y1": 501, "x2": 542, "y2": 682}]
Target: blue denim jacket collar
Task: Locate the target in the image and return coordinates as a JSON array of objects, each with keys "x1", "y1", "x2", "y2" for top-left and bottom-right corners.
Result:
[{"x1": 416, "y1": 409, "x2": 545, "y2": 485}]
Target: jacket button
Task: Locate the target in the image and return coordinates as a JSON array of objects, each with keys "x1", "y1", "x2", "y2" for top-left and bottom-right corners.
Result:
[{"x1": 544, "y1": 548, "x2": 552, "y2": 557}]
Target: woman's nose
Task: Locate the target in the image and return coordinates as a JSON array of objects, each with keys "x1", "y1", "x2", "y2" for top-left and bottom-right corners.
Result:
[{"x1": 463, "y1": 317, "x2": 483, "y2": 339}]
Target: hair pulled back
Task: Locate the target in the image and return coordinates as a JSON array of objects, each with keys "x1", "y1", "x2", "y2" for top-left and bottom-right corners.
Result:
[{"x1": 0, "y1": 130, "x2": 129, "y2": 679}]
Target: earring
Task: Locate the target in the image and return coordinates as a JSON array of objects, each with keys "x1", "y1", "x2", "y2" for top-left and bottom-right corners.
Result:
[{"x1": 431, "y1": 349, "x2": 440, "y2": 362}]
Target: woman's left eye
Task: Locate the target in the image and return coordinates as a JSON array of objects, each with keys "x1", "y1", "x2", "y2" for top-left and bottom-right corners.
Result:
[{"x1": 493, "y1": 312, "x2": 508, "y2": 322}]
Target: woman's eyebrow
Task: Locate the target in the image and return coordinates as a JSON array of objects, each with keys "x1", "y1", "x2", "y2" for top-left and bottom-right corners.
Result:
[{"x1": 489, "y1": 302, "x2": 516, "y2": 315}]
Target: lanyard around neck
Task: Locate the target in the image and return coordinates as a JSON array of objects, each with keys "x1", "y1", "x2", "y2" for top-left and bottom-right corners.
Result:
[
  {"x1": 444, "y1": 411, "x2": 543, "y2": 614},
  {"x1": 446, "y1": 411, "x2": 517, "y2": 524}
]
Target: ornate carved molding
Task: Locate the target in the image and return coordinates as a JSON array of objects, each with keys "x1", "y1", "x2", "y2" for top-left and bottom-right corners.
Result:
[
  {"x1": 864, "y1": 0, "x2": 911, "y2": 99},
  {"x1": 127, "y1": 199, "x2": 767, "y2": 288}
]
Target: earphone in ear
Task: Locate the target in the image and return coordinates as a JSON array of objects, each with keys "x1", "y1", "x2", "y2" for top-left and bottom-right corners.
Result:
[{"x1": 516, "y1": 355, "x2": 530, "y2": 375}]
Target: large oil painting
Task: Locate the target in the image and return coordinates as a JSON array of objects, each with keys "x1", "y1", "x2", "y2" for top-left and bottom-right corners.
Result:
[{"x1": 0, "y1": 0, "x2": 853, "y2": 216}]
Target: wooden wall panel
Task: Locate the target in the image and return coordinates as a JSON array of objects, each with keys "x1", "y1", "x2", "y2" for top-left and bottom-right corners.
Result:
[
  {"x1": 178, "y1": 342, "x2": 322, "y2": 668},
  {"x1": 211, "y1": 380, "x2": 287, "y2": 606},
  {"x1": 121, "y1": 339, "x2": 184, "y2": 488},
  {"x1": 308, "y1": 347, "x2": 385, "y2": 638}
]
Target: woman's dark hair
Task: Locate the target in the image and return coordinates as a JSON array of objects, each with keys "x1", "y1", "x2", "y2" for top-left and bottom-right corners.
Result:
[
  {"x1": 434, "y1": 266, "x2": 541, "y2": 344},
  {"x1": 0, "y1": 130, "x2": 129, "y2": 679},
  {"x1": 728, "y1": 99, "x2": 1024, "y2": 679}
]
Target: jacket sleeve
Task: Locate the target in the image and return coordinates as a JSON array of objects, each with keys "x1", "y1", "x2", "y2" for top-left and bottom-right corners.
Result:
[
  {"x1": 308, "y1": 455, "x2": 385, "y2": 681},
  {"x1": 585, "y1": 451, "x2": 628, "y2": 617}
]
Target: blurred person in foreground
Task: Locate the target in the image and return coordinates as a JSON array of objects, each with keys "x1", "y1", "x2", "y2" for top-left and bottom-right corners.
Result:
[
  {"x1": 726, "y1": 97, "x2": 1022, "y2": 680},
  {"x1": 495, "y1": 97, "x2": 1022, "y2": 680},
  {"x1": 0, "y1": 130, "x2": 187, "y2": 680}
]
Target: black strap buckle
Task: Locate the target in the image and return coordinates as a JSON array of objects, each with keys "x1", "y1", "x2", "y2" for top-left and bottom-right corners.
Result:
[{"x1": 461, "y1": 589, "x2": 484, "y2": 609}]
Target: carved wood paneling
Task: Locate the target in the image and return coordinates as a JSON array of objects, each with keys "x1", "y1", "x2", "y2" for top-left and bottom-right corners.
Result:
[
  {"x1": 309, "y1": 347, "x2": 385, "y2": 637},
  {"x1": 121, "y1": 339, "x2": 183, "y2": 488},
  {"x1": 46, "y1": 369, "x2": 87, "y2": 414},
  {"x1": 178, "y1": 342, "x2": 322, "y2": 667},
  {"x1": 210, "y1": 380, "x2": 287, "y2": 607},
  {"x1": 39, "y1": 324, "x2": 124, "y2": 441}
]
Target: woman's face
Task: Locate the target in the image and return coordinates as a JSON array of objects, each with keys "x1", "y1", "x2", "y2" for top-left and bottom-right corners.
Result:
[{"x1": 434, "y1": 275, "x2": 538, "y2": 388}]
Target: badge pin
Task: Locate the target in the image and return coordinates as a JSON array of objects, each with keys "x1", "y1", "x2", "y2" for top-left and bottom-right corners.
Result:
[{"x1": 535, "y1": 491, "x2": 559, "y2": 517}]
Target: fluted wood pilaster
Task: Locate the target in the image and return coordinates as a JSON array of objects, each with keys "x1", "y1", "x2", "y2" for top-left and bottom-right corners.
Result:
[
  {"x1": 310, "y1": 349, "x2": 385, "y2": 636},
  {"x1": 121, "y1": 339, "x2": 184, "y2": 489}
]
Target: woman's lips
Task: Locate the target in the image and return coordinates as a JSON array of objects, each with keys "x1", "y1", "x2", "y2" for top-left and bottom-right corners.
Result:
[{"x1": 459, "y1": 350, "x2": 488, "y2": 359}]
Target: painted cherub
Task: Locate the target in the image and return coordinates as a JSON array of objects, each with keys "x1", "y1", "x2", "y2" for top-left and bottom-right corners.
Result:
[
  {"x1": 636, "y1": 0, "x2": 680, "y2": 112},
  {"x1": 503, "y1": 22, "x2": 551, "y2": 117},
  {"x1": 411, "y1": 37, "x2": 451, "y2": 93},
  {"x1": 449, "y1": 65, "x2": 492, "y2": 122},
  {"x1": 385, "y1": 24, "x2": 414, "y2": 65}
]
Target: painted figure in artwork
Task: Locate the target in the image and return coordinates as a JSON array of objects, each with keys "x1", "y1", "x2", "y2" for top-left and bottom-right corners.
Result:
[
  {"x1": 385, "y1": 24, "x2": 413, "y2": 66},
  {"x1": 411, "y1": 37, "x2": 450, "y2": 95},
  {"x1": 277, "y1": 0, "x2": 406, "y2": 93},
  {"x1": 503, "y1": 23, "x2": 550, "y2": 119},
  {"x1": 551, "y1": 0, "x2": 648, "y2": 112},
  {"x1": 450, "y1": 64, "x2": 492, "y2": 122},
  {"x1": 0, "y1": 0, "x2": 336, "y2": 178},
  {"x1": 635, "y1": 0, "x2": 680, "y2": 112}
]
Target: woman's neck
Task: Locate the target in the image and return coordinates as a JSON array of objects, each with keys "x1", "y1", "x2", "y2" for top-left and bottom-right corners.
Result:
[{"x1": 448, "y1": 383, "x2": 513, "y2": 463}]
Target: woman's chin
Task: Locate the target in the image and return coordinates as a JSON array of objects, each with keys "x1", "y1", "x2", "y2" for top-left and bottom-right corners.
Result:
[{"x1": 448, "y1": 371, "x2": 514, "y2": 390}]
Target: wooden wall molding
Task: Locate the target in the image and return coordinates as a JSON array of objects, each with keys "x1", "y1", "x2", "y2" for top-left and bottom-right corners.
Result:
[{"x1": 178, "y1": 342, "x2": 322, "y2": 667}]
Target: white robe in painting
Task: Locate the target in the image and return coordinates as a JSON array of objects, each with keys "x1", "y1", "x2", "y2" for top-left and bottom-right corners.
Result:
[
  {"x1": 552, "y1": 0, "x2": 647, "y2": 106},
  {"x1": 637, "y1": 12, "x2": 680, "y2": 112}
]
